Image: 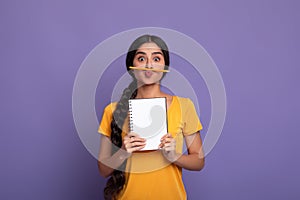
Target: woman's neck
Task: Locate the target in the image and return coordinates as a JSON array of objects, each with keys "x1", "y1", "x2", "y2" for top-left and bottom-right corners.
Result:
[{"x1": 135, "y1": 83, "x2": 163, "y2": 99}]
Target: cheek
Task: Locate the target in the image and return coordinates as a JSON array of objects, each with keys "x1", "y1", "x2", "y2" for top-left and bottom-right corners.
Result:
[
  {"x1": 132, "y1": 60, "x2": 137, "y2": 67},
  {"x1": 154, "y1": 61, "x2": 165, "y2": 69},
  {"x1": 156, "y1": 73, "x2": 164, "y2": 80},
  {"x1": 133, "y1": 60, "x2": 142, "y2": 67},
  {"x1": 132, "y1": 70, "x2": 143, "y2": 79}
]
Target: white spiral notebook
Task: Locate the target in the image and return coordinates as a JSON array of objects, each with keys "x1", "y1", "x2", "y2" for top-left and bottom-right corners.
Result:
[{"x1": 128, "y1": 97, "x2": 168, "y2": 150}]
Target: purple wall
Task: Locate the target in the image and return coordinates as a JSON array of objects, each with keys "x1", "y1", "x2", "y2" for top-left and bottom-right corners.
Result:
[{"x1": 1, "y1": 0, "x2": 299, "y2": 199}]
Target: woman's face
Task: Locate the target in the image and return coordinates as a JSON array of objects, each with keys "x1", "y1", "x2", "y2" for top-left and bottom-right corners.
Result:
[{"x1": 132, "y1": 42, "x2": 165, "y2": 86}]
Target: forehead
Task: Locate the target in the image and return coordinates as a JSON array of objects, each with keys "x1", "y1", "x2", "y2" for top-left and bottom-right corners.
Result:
[{"x1": 137, "y1": 42, "x2": 162, "y2": 52}]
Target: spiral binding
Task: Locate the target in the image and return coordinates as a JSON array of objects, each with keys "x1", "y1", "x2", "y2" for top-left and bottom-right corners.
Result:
[{"x1": 128, "y1": 100, "x2": 133, "y2": 132}]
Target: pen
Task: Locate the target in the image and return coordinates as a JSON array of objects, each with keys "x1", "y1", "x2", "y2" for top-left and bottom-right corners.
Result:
[{"x1": 129, "y1": 66, "x2": 170, "y2": 73}]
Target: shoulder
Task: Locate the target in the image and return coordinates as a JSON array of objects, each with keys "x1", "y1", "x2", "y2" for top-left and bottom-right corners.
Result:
[
  {"x1": 173, "y1": 96, "x2": 198, "y2": 115},
  {"x1": 174, "y1": 96, "x2": 194, "y2": 106},
  {"x1": 103, "y1": 102, "x2": 118, "y2": 114}
]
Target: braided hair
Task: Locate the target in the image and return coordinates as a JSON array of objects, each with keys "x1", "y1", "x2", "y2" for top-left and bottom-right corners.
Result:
[{"x1": 104, "y1": 35, "x2": 170, "y2": 200}]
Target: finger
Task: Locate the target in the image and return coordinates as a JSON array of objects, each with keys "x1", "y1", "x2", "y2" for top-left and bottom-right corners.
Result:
[
  {"x1": 160, "y1": 133, "x2": 169, "y2": 141},
  {"x1": 127, "y1": 132, "x2": 140, "y2": 138},
  {"x1": 163, "y1": 137, "x2": 174, "y2": 144},
  {"x1": 158, "y1": 142, "x2": 164, "y2": 148},
  {"x1": 123, "y1": 140, "x2": 129, "y2": 145},
  {"x1": 163, "y1": 143, "x2": 175, "y2": 150},
  {"x1": 127, "y1": 143, "x2": 146, "y2": 152},
  {"x1": 131, "y1": 137, "x2": 146, "y2": 142},
  {"x1": 166, "y1": 133, "x2": 173, "y2": 139},
  {"x1": 125, "y1": 144, "x2": 131, "y2": 150},
  {"x1": 163, "y1": 142, "x2": 171, "y2": 148},
  {"x1": 161, "y1": 133, "x2": 173, "y2": 141},
  {"x1": 133, "y1": 144, "x2": 146, "y2": 151},
  {"x1": 131, "y1": 141, "x2": 146, "y2": 147},
  {"x1": 127, "y1": 133, "x2": 146, "y2": 142},
  {"x1": 125, "y1": 142, "x2": 145, "y2": 151},
  {"x1": 124, "y1": 135, "x2": 130, "y2": 141},
  {"x1": 163, "y1": 140, "x2": 176, "y2": 148},
  {"x1": 159, "y1": 140, "x2": 167, "y2": 148},
  {"x1": 130, "y1": 137, "x2": 134, "y2": 143}
]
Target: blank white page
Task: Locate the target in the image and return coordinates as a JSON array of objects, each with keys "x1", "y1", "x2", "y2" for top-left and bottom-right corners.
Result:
[{"x1": 129, "y1": 97, "x2": 168, "y2": 150}]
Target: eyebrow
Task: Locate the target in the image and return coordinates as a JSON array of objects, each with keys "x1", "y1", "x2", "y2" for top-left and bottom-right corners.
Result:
[
  {"x1": 152, "y1": 52, "x2": 163, "y2": 55},
  {"x1": 135, "y1": 51, "x2": 163, "y2": 56}
]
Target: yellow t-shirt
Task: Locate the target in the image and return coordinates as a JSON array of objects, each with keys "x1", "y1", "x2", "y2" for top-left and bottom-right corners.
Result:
[{"x1": 98, "y1": 96, "x2": 203, "y2": 200}]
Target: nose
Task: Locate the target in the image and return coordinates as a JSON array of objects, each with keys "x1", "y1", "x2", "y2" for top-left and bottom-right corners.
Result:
[{"x1": 145, "y1": 58, "x2": 153, "y2": 68}]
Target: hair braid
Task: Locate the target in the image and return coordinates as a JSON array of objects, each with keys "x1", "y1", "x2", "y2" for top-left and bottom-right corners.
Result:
[{"x1": 104, "y1": 79, "x2": 137, "y2": 200}]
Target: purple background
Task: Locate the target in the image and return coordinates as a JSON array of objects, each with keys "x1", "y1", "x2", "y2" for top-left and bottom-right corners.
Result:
[{"x1": 1, "y1": 0, "x2": 299, "y2": 200}]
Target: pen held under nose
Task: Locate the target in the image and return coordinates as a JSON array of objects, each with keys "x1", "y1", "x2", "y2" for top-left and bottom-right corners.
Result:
[{"x1": 129, "y1": 66, "x2": 170, "y2": 73}]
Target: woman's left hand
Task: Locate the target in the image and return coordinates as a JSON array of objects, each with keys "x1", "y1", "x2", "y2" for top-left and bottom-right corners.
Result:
[{"x1": 159, "y1": 133, "x2": 179, "y2": 162}]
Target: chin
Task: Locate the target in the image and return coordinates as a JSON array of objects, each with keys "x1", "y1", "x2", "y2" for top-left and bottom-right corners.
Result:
[
  {"x1": 137, "y1": 81, "x2": 157, "y2": 87},
  {"x1": 143, "y1": 82, "x2": 156, "y2": 86}
]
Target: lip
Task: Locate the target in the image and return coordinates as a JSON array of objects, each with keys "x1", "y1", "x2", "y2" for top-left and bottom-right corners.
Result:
[{"x1": 145, "y1": 71, "x2": 153, "y2": 77}]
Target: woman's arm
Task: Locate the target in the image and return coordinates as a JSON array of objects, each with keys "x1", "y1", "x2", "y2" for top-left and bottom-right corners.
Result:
[
  {"x1": 160, "y1": 132, "x2": 205, "y2": 171},
  {"x1": 174, "y1": 132, "x2": 205, "y2": 170},
  {"x1": 97, "y1": 133, "x2": 146, "y2": 177},
  {"x1": 97, "y1": 135, "x2": 129, "y2": 177}
]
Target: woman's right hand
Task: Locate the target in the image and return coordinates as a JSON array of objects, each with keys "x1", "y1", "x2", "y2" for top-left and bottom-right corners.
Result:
[{"x1": 123, "y1": 132, "x2": 146, "y2": 153}]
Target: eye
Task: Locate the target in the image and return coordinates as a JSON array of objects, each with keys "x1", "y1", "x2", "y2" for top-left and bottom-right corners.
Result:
[
  {"x1": 153, "y1": 57, "x2": 160, "y2": 62},
  {"x1": 138, "y1": 56, "x2": 145, "y2": 62}
]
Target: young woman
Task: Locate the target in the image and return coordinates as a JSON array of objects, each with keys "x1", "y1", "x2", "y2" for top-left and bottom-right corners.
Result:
[{"x1": 98, "y1": 35, "x2": 205, "y2": 200}]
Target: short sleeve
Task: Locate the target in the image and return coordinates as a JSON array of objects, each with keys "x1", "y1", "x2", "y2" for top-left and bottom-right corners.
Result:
[
  {"x1": 183, "y1": 98, "x2": 203, "y2": 135},
  {"x1": 98, "y1": 104, "x2": 114, "y2": 137}
]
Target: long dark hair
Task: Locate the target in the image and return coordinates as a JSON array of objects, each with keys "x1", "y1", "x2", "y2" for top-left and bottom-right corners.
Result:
[{"x1": 104, "y1": 34, "x2": 170, "y2": 200}]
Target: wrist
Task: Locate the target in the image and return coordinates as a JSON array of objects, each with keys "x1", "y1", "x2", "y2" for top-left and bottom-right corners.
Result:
[
  {"x1": 117, "y1": 148, "x2": 131, "y2": 160},
  {"x1": 172, "y1": 153, "x2": 183, "y2": 164}
]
